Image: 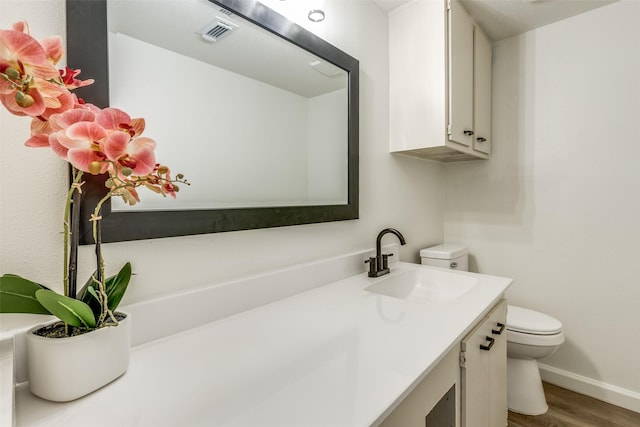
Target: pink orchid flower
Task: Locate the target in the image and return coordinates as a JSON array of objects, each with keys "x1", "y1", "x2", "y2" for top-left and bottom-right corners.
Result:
[
  {"x1": 161, "y1": 170, "x2": 178, "y2": 199},
  {"x1": 141, "y1": 165, "x2": 178, "y2": 199},
  {"x1": 48, "y1": 109, "x2": 110, "y2": 173},
  {"x1": 98, "y1": 108, "x2": 156, "y2": 175},
  {"x1": 0, "y1": 24, "x2": 59, "y2": 80},
  {"x1": 24, "y1": 99, "x2": 98, "y2": 148},
  {"x1": 38, "y1": 81, "x2": 75, "y2": 119},
  {"x1": 1, "y1": 23, "x2": 90, "y2": 119},
  {"x1": 12, "y1": 22, "x2": 64, "y2": 67},
  {"x1": 0, "y1": 26, "x2": 67, "y2": 117},
  {"x1": 47, "y1": 108, "x2": 98, "y2": 160},
  {"x1": 111, "y1": 182, "x2": 141, "y2": 206},
  {"x1": 96, "y1": 108, "x2": 144, "y2": 135},
  {"x1": 24, "y1": 117, "x2": 54, "y2": 148},
  {"x1": 40, "y1": 36, "x2": 64, "y2": 66},
  {"x1": 103, "y1": 131, "x2": 157, "y2": 176},
  {"x1": 60, "y1": 66, "x2": 94, "y2": 90}
]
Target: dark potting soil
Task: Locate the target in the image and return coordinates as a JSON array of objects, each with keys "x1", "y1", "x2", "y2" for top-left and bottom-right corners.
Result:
[{"x1": 32, "y1": 312, "x2": 127, "y2": 338}]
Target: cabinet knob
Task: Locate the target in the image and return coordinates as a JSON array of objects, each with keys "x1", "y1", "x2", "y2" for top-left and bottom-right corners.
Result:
[
  {"x1": 463, "y1": 130, "x2": 474, "y2": 136},
  {"x1": 476, "y1": 137, "x2": 486, "y2": 142},
  {"x1": 449, "y1": 262, "x2": 458, "y2": 269},
  {"x1": 492, "y1": 322, "x2": 505, "y2": 335},
  {"x1": 480, "y1": 336, "x2": 495, "y2": 351}
]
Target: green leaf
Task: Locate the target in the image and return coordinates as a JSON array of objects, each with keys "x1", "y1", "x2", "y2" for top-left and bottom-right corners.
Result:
[
  {"x1": 77, "y1": 272, "x2": 103, "y2": 320},
  {"x1": 105, "y1": 262, "x2": 132, "y2": 311},
  {"x1": 0, "y1": 275, "x2": 49, "y2": 314},
  {"x1": 87, "y1": 286, "x2": 99, "y2": 301},
  {"x1": 77, "y1": 262, "x2": 132, "y2": 318},
  {"x1": 35, "y1": 289, "x2": 96, "y2": 328},
  {"x1": 77, "y1": 272, "x2": 99, "y2": 305}
]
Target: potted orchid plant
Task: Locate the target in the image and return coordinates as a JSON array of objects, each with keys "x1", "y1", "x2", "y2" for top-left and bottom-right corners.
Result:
[{"x1": 0, "y1": 21, "x2": 188, "y2": 401}]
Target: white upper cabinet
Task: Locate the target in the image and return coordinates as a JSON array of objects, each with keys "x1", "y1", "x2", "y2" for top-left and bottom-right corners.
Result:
[
  {"x1": 448, "y1": 0, "x2": 475, "y2": 148},
  {"x1": 389, "y1": 0, "x2": 492, "y2": 161}
]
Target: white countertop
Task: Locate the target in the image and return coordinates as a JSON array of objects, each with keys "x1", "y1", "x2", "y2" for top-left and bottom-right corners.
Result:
[{"x1": 13, "y1": 262, "x2": 511, "y2": 427}]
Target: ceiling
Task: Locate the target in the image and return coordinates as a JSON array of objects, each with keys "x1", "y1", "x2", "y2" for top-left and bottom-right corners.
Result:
[
  {"x1": 373, "y1": 0, "x2": 618, "y2": 41},
  {"x1": 108, "y1": 0, "x2": 347, "y2": 98}
]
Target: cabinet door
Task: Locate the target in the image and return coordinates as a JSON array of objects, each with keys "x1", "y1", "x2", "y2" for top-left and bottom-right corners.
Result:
[
  {"x1": 488, "y1": 300, "x2": 507, "y2": 427},
  {"x1": 460, "y1": 299, "x2": 507, "y2": 427},
  {"x1": 473, "y1": 26, "x2": 492, "y2": 155},
  {"x1": 448, "y1": 0, "x2": 474, "y2": 148},
  {"x1": 460, "y1": 310, "x2": 491, "y2": 427}
]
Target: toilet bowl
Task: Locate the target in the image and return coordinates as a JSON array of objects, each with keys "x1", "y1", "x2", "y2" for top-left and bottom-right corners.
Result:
[
  {"x1": 419, "y1": 244, "x2": 565, "y2": 417},
  {"x1": 506, "y1": 305, "x2": 564, "y2": 415}
]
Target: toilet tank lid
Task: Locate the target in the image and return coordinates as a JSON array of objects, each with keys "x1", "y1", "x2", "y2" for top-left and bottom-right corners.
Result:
[
  {"x1": 419, "y1": 244, "x2": 468, "y2": 259},
  {"x1": 507, "y1": 305, "x2": 563, "y2": 334}
]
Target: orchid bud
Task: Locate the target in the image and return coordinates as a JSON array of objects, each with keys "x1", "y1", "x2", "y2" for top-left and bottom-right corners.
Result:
[
  {"x1": 121, "y1": 166, "x2": 133, "y2": 176},
  {"x1": 105, "y1": 178, "x2": 114, "y2": 188},
  {"x1": 15, "y1": 91, "x2": 35, "y2": 108},
  {"x1": 176, "y1": 173, "x2": 184, "y2": 180},
  {"x1": 5, "y1": 67, "x2": 20, "y2": 80},
  {"x1": 173, "y1": 185, "x2": 180, "y2": 192},
  {"x1": 88, "y1": 161, "x2": 102, "y2": 175},
  {"x1": 157, "y1": 166, "x2": 168, "y2": 175}
]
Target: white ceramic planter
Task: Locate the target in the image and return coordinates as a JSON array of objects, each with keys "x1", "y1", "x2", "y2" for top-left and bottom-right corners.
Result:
[{"x1": 26, "y1": 312, "x2": 131, "y2": 402}]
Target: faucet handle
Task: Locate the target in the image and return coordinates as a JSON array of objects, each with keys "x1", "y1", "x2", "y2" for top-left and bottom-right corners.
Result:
[{"x1": 364, "y1": 257, "x2": 377, "y2": 276}]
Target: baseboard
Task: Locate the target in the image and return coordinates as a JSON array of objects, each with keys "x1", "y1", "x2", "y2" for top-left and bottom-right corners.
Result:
[{"x1": 539, "y1": 363, "x2": 640, "y2": 413}]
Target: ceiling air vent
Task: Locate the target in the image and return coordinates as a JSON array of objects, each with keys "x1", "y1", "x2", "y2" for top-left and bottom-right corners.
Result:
[{"x1": 197, "y1": 17, "x2": 238, "y2": 42}]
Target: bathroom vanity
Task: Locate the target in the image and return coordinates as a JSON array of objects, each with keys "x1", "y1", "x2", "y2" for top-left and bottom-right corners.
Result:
[{"x1": 4, "y1": 251, "x2": 511, "y2": 426}]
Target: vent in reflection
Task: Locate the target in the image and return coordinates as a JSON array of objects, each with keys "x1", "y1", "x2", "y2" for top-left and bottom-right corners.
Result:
[{"x1": 197, "y1": 17, "x2": 238, "y2": 42}]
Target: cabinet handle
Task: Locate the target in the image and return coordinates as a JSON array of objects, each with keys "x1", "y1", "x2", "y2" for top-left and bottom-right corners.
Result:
[
  {"x1": 480, "y1": 336, "x2": 495, "y2": 351},
  {"x1": 463, "y1": 130, "x2": 474, "y2": 136},
  {"x1": 492, "y1": 322, "x2": 505, "y2": 335},
  {"x1": 476, "y1": 137, "x2": 486, "y2": 142}
]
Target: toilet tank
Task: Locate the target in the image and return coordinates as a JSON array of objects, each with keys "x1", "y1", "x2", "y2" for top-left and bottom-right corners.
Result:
[{"x1": 420, "y1": 244, "x2": 468, "y2": 271}]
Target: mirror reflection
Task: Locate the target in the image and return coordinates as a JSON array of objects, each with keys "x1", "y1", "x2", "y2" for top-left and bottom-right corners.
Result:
[{"x1": 107, "y1": 0, "x2": 349, "y2": 211}]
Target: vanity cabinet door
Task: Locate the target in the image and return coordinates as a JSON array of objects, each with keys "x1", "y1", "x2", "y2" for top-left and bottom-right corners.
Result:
[
  {"x1": 460, "y1": 299, "x2": 507, "y2": 427},
  {"x1": 460, "y1": 307, "x2": 492, "y2": 426},
  {"x1": 488, "y1": 300, "x2": 507, "y2": 426}
]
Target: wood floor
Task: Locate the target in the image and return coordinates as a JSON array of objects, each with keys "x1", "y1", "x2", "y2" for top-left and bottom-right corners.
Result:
[{"x1": 507, "y1": 383, "x2": 640, "y2": 427}]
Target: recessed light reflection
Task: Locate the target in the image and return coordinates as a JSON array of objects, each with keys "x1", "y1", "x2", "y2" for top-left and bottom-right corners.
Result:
[{"x1": 308, "y1": 9, "x2": 325, "y2": 22}]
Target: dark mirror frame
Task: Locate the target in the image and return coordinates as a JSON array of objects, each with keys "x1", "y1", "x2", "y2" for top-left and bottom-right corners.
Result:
[{"x1": 66, "y1": 0, "x2": 359, "y2": 244}]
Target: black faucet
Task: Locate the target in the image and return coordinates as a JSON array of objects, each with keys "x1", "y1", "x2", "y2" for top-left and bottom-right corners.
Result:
[{"x1": 365, "y1": 228, "x2": 406, "y2": 277}]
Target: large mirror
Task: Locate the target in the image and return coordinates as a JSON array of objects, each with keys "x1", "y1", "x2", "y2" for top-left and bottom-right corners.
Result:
[{"x1": 66, "y1": 0, "x2": 359, "y2": 244}]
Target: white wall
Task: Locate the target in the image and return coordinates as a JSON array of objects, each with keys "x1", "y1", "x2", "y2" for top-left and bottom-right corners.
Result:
[
  {"x1": 445, "y1": 0, "x2": 640, "y2": 410},
  {"x1": 0, "y1": 1, "x2": 444, "y2": 307}
]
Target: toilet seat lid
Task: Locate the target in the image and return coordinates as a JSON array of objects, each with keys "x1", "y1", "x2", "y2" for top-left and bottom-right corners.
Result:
[{"x1": 507, "y1": 305, "x2": 562, "y2": 335}]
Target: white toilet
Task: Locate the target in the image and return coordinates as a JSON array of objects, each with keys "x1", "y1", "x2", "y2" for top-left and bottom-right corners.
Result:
[
  {"x1": 420, "y1": 244, "x2": 565, "y2": 416},
  {"x1": 504, "y1": 305, "x2": 564, "y2": 415}
]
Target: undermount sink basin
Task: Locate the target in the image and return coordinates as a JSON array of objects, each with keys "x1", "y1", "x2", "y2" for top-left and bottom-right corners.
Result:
[{"x1": 365, "y1": 267, "x2": 477, "y2": 304}]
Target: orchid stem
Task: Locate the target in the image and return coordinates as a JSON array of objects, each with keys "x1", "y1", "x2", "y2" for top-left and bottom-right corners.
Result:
[
  {"x1": 92, "y1": 191, "x2": 114, "y2": 326},
  {"x1": 64, "y1": 168, "x2": 83, "y2": 298}
]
